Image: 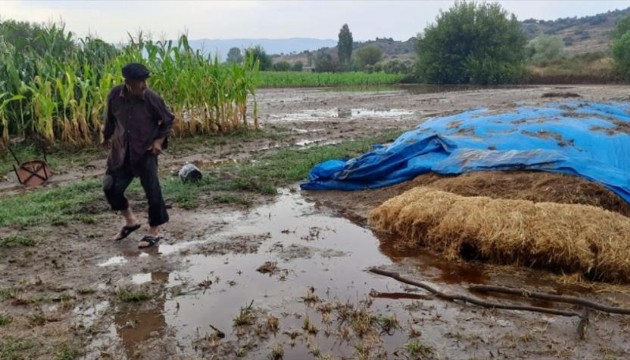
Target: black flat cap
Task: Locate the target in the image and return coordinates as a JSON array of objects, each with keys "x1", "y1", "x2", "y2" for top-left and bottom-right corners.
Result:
[{"x1": 122, "y1": 63, "x2": 150, "y2": 80}]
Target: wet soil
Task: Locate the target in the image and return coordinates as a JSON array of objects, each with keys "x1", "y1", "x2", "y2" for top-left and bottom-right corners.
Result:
[{"x1": 1, "y1": 85, "x2": 630, "y2": 359}]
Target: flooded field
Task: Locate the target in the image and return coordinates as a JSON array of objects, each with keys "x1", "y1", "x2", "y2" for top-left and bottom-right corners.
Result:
[{"x1": 1, "y1": 85, "x2": 630, "y2": 359}]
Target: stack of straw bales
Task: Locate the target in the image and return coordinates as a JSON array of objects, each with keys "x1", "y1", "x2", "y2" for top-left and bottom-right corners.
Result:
[{"x1": 368, "y1": 187, "x2": 630, "y2": 283}]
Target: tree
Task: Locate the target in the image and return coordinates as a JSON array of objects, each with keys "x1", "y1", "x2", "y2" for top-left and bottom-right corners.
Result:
[
  {"x1": 314, "y1": 49, "x2": 339, "y2": 72},
  {"x1": 415, "y1": 1, "x2": 527, "y2": 84},
  {"x1": 610, "y1": 15, "x2": 630, "y2": 41},
  {"x1": 337, "y1": 24, "x2": 353, "y2": 70},
  {"x1": 612, "y1": 15, "x2": 630, "y2": 79},
  {"x1": 226, "y1": 47, "x2": 243, "y2": 64},
  {"x1": 354, "y1": 45, "x2": 382, "y2": 70},
  {"x1": 527, "y1": 35, "x2": 564, "y2": 64},
  {"x1": 291, "y1": 61, "x2": 304, "y2": 72},
  {"x1": 245, "y1": 46, "x2": 272, "y2": 70},
  {"x1": 272, "y1": 61, "x2": 291, "y2": 71}
]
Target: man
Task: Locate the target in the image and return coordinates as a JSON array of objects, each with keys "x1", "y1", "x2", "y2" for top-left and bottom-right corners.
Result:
[{"x1": 101, "y1": 63, "x2": 175, "y2": 248}]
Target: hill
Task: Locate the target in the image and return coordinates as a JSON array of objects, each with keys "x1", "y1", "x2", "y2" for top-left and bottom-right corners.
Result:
[
  {"x1": 187, "y1": 38, "x2": 336, "y2": 60},
  {"x1": 521, "y1": 7, "x2": 630, "y2": 54},
  {"x1": 271, "y1": 6, "x2": 630, "y2": 67}
]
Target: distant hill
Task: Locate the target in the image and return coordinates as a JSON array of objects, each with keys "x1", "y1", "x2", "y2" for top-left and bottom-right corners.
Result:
[
  {"x1": 271, "y1": 6, "x2": 630, "y2": 67},
  {"x1": 521, "y1": 7, "x2": 630, "y2": 54},
  {"x1": 187, "y1": 38, "x2": 336, "y2": 59}
]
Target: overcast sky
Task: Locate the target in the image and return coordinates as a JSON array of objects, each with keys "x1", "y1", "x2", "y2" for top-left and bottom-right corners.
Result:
[{"x1": 1, "y1": 1, "x2": 628, "y2": 43}]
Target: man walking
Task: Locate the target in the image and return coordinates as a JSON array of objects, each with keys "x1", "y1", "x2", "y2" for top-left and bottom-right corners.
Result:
[{"x1": 101, "y1": 63, "x2": 175, "y2": 248}]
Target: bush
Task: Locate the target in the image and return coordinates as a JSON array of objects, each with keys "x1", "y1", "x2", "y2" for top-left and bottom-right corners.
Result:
[
  {"x1": 612, "y1": 32, "x2": 630, "y2": 80},
  {"x1": 272, "y1": 61, "x2": 290, "y2": 72},
  {"x1": 415, "y1": 1, "x2": 527, "y2": 84},
  {"x1": 527, "y1": 35, "x2": 565, "y2": 64},
  {"x1": 291, "y1": 61, "x2": 303, "y2": 72}
]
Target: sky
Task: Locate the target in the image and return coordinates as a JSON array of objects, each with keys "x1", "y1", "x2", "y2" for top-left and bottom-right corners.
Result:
[{"x1": 1, "y1": 1, "x2": 628, "y2": 43}]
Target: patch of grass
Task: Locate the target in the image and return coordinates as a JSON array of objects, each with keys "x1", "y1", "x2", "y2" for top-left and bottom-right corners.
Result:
[
  {"x1": 0, "y1": 314, "x2": 12, "y2": 326},
  {"x1": 0, "y1": 179, "x2": 102, "y2": 227},
  {"x1": 117, "y1": 289, "x2": 152, "y2": 303},
  {"x1": 233, "y1": 300, "x2": 256, "y2": 326},
  {"x1": 0, "y1": 338, "x2": 35, "y2": 360},
  {"x1": 269, "y1": 344, "x2": 284, "y2": 360},
  {"x1": 0, "y1": 142, "x2": 103, "y2": 176},
  {"x1": 54, "y1": 343, "x2": 82, "y2": 360},
  {"x1": 405, "y1": 340, "x2": 435, "y2": 359},
  {"x1": 162, "y1": 130, "x2": 403, "y2": 209},
  {"x1": 0, "y1": 288, "x2": 18, "y2": 301},
  {"x1": 0, "y1": 235, "x2": 36, "y2": 248},
  {"x1": 374, "y1": 314, "x2": 400, "y2": 335}
]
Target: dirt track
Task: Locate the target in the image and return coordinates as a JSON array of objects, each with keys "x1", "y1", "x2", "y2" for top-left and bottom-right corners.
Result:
[{"x1": 1, "y1": 85, "x2": 629, "y2": 359}]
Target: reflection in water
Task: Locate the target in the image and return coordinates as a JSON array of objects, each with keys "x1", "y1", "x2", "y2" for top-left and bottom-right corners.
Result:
[{"x1": 114, "y1": 270, "x2": 169, "y2": 359}]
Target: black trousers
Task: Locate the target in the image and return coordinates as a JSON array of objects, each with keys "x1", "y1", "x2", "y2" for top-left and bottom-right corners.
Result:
[{"x1": 103, "y1": 155, "x2": 169, "y2": 227}]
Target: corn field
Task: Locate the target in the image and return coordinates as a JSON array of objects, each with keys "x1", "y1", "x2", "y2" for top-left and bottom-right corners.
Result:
[
  {"x1": 0, "y1": 20, "x2": 259, "y2": 149},
  {"x1": 258, "y1": 71, "x2": 404, "y2": 87}
]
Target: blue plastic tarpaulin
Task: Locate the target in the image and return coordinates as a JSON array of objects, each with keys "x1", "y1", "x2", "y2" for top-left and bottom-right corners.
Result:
[{"x1": 300, "y1": 102, "x2": 630, "y2": 204}]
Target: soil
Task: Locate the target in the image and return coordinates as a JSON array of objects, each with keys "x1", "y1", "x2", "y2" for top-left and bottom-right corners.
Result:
[{"x1": 1, "y1": 85, "x2": 629, "y2": 359}]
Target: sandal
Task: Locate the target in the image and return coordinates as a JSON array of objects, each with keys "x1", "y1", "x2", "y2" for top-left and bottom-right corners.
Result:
[
  {"x1": 114, "y1": 224, "x2": 141, "y2": 241},
  {"x1": 138, "y1": 235, "x2": 161, "y2": 249}
]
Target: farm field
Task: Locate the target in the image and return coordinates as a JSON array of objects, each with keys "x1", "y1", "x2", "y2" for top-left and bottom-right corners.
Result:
[{"x1": 1, "y1": 85, "x2": 629, "y2": 359}]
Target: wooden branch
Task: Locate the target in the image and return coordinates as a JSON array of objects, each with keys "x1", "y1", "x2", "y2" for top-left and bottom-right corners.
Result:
[
  {"x1": 469, "y1": 285, "x2": 630, "y2": 315},
  {"x1": 368, "y1": 268, "x2": 581, "y2": 317}
]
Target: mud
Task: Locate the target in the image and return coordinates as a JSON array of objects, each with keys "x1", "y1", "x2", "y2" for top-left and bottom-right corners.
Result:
[{"x1": 1, "y1": 85, "x2": 630, "y2": 359}]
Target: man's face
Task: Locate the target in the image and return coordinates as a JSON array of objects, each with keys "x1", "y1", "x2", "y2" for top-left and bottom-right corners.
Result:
[{"x1": 125, "y1": 79, "x2": 147, "y2": 97}]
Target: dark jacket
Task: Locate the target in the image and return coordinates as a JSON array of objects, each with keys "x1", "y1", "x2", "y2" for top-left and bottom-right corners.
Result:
[{"x1": 103, "y1": 85, "x2": 175, "y2": 171}]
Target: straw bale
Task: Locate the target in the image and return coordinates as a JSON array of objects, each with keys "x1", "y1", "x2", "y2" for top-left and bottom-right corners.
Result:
[{"x1": 368, "y1": 187, "x2": 630, "y2": 283}]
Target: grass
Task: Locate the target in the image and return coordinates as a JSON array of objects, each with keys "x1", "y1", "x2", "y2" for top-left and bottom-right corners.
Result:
[
  {"x1": 0, "y1": 179, "x2": 102, "y2": 227},
  {"x1": 405, "y1": 340, "x2": 435, "y2": 359},
  {"x1": 116, "y1": 289, "x2": 152, "y2": 303},
  {"x1": 0, "y1": 338, "x2": 35, "y2": 360},
  {"x1": 0, "y1": 314, "x2": 12, "y2": 326},
  {"x1": 0, "y1": 129, "x2": 403, "y2": 226},
  {"x1": 54, "y1": 343, "x2": 82, "y2": 360},
  {"x1": 0, "y1": 235, "x2": 36, "y2": 248},
  {"x1": 233, "y1": 300, "x2": 256, "y2": 326},
  {"x1": 257, "y1": 71, "x2": 405, "y2": 88}
]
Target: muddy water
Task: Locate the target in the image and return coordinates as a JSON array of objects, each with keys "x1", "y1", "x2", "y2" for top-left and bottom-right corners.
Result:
[
  {"x1": 87, "y1": 186, "x2": 630, "y2": 359},
  {"x1": 88, "y1": 187, "x2": 499, "y2": 359}
]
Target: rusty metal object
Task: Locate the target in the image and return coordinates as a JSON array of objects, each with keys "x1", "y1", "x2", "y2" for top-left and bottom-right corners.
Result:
[{"x1": 8, "y1": 145, "x2": 52, "y2": 187}]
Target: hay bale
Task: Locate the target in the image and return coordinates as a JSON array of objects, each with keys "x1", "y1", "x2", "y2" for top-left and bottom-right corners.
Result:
[{"x1": 368, "y1": 187, "x2": 630, "y2": 283}]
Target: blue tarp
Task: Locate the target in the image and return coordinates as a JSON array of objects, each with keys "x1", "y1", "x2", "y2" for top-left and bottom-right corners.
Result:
[{"x1": 300, "y1": 101, "x2": 630, "y2": 204}]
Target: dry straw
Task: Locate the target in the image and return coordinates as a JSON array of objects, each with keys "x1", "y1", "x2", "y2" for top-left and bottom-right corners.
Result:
[{"x1": 368, "y1": 187, "x2": 630, "y2": 283}]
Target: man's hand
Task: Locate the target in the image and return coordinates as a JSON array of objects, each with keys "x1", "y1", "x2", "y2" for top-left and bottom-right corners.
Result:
[{"x1": 148, "y1": 138, "x2": 164, "y2": 155}]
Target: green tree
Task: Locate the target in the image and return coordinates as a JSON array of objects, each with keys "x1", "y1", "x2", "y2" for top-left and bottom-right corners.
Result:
[
  {"x1": 245, "y1": 46, "x2": 272, "y2": 70},
  {"x1": 354, "y1": 45, "x2": 382, "y2": 70},
  {"x1": 610, "y1": 15, "x2": 630, "y2": 41},
  {"x1": 337, "y1": 24, "x2": 353, "y2": 70},
  {"x1": 527, "y1": 35, "x2": 564, "y2": 64},
  {"x1": 613, "y1": 32, "x2": 630, "y2": 80},
  {"x1": 226, "y1": 47, "x2": 243, "y2": 64},
  {"x1": 314, "y1": 49, "x2": 339, "y2": 72},
  {"x1": 272, "y1": 61, "x2": 291, "y2": 71},
  {"x1": 291, "y1": 61, "x2": 303, "y2": 72},
  {"x1": 416, "y1": 1, "x2": 527, "y2": 84}
]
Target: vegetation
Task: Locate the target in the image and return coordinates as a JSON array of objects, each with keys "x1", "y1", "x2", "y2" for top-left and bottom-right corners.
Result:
[
  {"x1": 0, "y1": 19, "x2": 259, "y2": 150},
  {"x1": 612, "y1": 15, "x2": 630, "y2": 80},
  {"x1": 527, "y1": 35, "x2": 565, "y2": 64},
  {"x1": 337, "y1": 24, "x2": 353, "y2": 70},
  {"x1": 0, "y1": 130, "x2": 402, "y2": 226},
  {"x1": 245, "y1": 46, "x2": 272, "y2": 71},
  {"x1": 257, "y1": 71, "x2": 403, "y2": 87},
  {"x1": 354, "y1": 45, "x2": 383, "y2": 70},
  {"x1": 416, "y1": 1, "x2": 527, "y2": 84},
  {"x1": 117, "y1": 288, "x2": 152, "y2": 302}
]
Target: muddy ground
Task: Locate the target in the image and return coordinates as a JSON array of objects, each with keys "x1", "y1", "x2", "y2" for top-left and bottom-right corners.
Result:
[{"x1": 1, "y1": 85, "x2": 629, "y2": 360}]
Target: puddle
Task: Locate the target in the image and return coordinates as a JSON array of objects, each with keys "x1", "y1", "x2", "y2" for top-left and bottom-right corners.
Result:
[
  {"x1": 97, "y1": 256, "x2": 128, "y2": 267},
  {"x1": 270, "y1": 108, "x2": 414, "y2": 122},
  {"x1": 87, "y1": 187, "x2": 630, "y2": 359}
]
